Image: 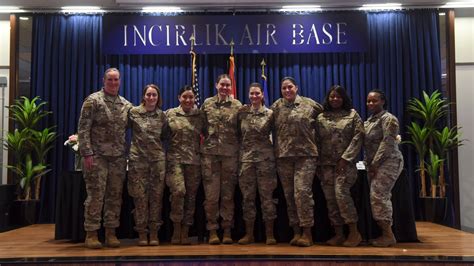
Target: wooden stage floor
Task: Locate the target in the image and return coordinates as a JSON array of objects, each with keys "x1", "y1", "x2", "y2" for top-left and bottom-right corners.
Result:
[{"x1": 0, "y1": 222, "x2": 473, "y2": 265}]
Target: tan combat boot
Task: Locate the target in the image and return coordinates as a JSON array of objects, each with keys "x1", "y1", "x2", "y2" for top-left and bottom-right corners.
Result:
[
  {"x1": 137, "y1": 232, "x2": 148, "y2": 246},
  {"x1": 372, "y1": 220, "x2": 396, "y2": 247},
  {"x1": 171, "y1": 223, "x2": 181, "y2": 245},
  {"x1": 105, "y1": 228, "x2": 120, "y2": 248},
  {"x1": 296, "y1": 227, "x2": 313, "y2": 247},
  {"x1": 326, "y1": 225, "x2": 345, "y2": 246},
  {"x1": 222, "y1": 228, "x2": 233, "y2": 244},
  {"x1": 238, "y1": 221, "x2": 254, "y2": 245},
  {"x1": 181, "y1": 225, "x2": 191, "y2": 245},
  {"x1": 84, "y1": 230, "x2": 102, "y2": 249},
  {"x1": 208, "y1": 229, "x2": 220, "y2": 244},
  {"x1": 343, "y1": 223, "x2": 362, "y2": 247},
  {"x1": 265, "y1": 220, "x2": 277, "y2": 245},
  {"x1": 289, "y1": 226, "x2": 301, "y2": 245},
  {"x1": 149, "y1": 230, "x2": 159, "y2": 246}
]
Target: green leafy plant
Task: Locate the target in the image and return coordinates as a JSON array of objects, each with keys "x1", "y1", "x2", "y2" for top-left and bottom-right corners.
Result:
[
  {"x1": 433, "y1": 126, "x2": 464, "y2": 197},
  {"x1": 424, "y1": 150, "x2": 444, "y2": 199},
  {"x1": 405, "y1": 122, "x2": 430, "y2": 197},
  {"x1": 406, "y1": 90, "x2": 464, "y2": 198},
  {"x1": 2, "y1": 96, "x2": 56, "y2": 200}
]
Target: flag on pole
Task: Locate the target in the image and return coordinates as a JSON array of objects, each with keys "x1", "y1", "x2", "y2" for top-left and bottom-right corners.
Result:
[
  {"x1": 260, "y1": 58, "x2": 269, "y2": 105},
  {"x1": 190, "y1": 34, "x2": 200, "y2": 106},
  {"x1": 228, "y1": 40, "x2": 237, "y2": 99}
]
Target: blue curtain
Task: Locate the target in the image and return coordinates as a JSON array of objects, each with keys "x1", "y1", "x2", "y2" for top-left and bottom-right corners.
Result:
[{"x1": 31, "y1": 10, "x2": 442, "y2": 223}]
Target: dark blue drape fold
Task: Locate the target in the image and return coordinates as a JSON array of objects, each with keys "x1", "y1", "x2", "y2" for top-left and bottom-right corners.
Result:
[{"x1": 31, "y1": 10, "x2": 442, "y2": 223}]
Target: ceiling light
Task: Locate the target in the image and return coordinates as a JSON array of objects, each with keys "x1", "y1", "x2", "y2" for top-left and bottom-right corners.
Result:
[
  {"x1": 141, "y1": 6, "x2": 183, "y2": 13},
  {"x1": 280, "y1": 5, "x2": 322, "y2": 12},
  {"x1": 359, "y1": 3, "x2": 402, "y2": 10},
  {"x1": 61, "y1": 6, "x2": 105, "y2": 13},
  {"x1": 19, "y1": 17, "x2": 29, "y2": 20},
  {"x1": 442, "y1": 2, "x2": 474, "y2": 8},
  {"x1": 0, "y1": 6, "x2": 24, "y2": 13}
]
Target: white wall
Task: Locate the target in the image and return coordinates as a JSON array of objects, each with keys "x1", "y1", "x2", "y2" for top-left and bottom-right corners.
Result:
[
  {"x1": 455, "y1": 12, "x2": 474, "y2": 233},
  {"x1": 0, "y1": 15, "x2": 10, "y2": 185}
]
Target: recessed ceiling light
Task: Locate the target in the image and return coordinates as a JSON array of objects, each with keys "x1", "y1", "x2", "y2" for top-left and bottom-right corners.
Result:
[
  {"x1": 359, "y1": 3, "x2": 402, "y2": 10},
  {"x1": 141, "y1": 6, "x2": 183, "y2": 13},
  {"x1": 61, "y1": 6, "x2": 105, "y2": 13},
  {"x1": 280, "y1": 5, "x2": 322, "y2": 12},
  {"x1": 0, "y1": 6, "x2": 24, "y2": 13},
  {"x1": 442, "y1": 2, "x2": 474, "y2": 8}
]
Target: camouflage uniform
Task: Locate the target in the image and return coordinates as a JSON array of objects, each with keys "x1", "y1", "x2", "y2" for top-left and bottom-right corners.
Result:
[
  {"x1": 271, "y1": 95, "x2": 323, "y2": 227},
  {"x1": 201, "y1": 95, "x2": 242, "y2": 230},
  {"x1": 316, "y1": 109, "x2": 364, "y2": 226},
  {"x1": 78, "y1": 89, "x2": 132, "y2": 232},
  {"x1": 128, "y1": 105, "x2": 168, "y2": 233},
  {"x1": 364, "y1": 110, "x2": 404, "y2": 224},
  {"x1": 237, "y1": 105, "x2": 277, "y2": 223},
  {"x1": 165, "y1": 106, "x2": 205, "y2": 226}
]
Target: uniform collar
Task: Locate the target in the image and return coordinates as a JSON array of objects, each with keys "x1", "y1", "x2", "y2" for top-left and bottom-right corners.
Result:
[
  {"x1": 101, "y1": 88, "x2": 120, "y2": 103},
  {"x1": 137, "y1": 104, "x2": 160, "y2": 115},
  {"x1": 177, "y1": 105, "x2": 199, "y2": 116},
  {"x1": 369, "y1": 110, "x2": 387, "y2": 121},
  {"x1": 282, "y1": 95, "x2": 302, "y2": 107}
]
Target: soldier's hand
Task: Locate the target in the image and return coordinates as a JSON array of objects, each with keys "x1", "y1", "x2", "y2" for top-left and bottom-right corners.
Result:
[{"x1": 84, "y1": 155, "x2": 94, "y2": 171}]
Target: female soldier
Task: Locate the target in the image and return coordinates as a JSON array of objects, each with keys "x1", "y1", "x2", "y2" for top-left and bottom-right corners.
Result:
[
  {"x1": 365, "y1": 89, "x2": 404, "y2": 247},
  {"x1": 237, "y1": 82, "x2": 277, "y2": 245},
  {"x1": 271, "y1": 77, "x2": 323, "y2": 247},
  {"x1": 201, "y1": 74, "x2": 242, "y2": 244},
  {"x1": 316, "y1": 85, "x2": 364, "y2": 247},
  {"x1": 128, "y1": 84, "x2": 168, "y2": 246},
  {"x1": 166, "y1": 86, "x2": 205, "y2": 245}
]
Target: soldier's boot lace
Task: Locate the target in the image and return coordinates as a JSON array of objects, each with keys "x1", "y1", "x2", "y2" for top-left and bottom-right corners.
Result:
[
  {"x1": 208, "y1": 229, "x2": 220, "y2": 245},
  {"x1": 238, "y1": 221, "x2": 254, "y2": 245},
  {"x1": 289, "y1": 226, "x2": 301, "y2": 245},
  {"x1": 343, "y1": 223, "x2": 362, "y2": 247},
  {"x1": 372, "y1": 220, "x2": 396, "y2": 247},
  {"x1": 296, "y1": 227, "x2": 313, "y2": 247},
  {"x1": 171, "y1": 223, "x2": 181, "y2": 245},
  {"x1": 85, "y1": 230, "x2": 102, "y2": 249},
  {"x1": 265, "y1": 220, "x2": 277, "y2": 245},
  {"x1": 149, "y1": 229, "x2": 159, "y2": 246},
  {"x1": 222, "y1": 228, "x2": 233, "y2": 244},
  {"x1": 181, "y1": 225, "x2": 191, "y2": 245},
  {"x1": 105, "y1": 228, "x2": 120, "y2": 248},
  {"x1": 137, "y1": 232, "x2": 148, "y2": 246},
  {"x1": 326, "y1": 225, "x2": 345, "y2": 246}
]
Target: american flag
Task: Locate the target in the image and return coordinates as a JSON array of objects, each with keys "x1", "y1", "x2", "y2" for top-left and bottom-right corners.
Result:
[
  {"x1": 190, "y1": 50, "x2": 200, "y2": 106},
  {"x1": 229, "y1": 52, "x2": 237, "y2": 99},
  {"x1": 261, "y1": 58, "x2": 269, "y2": 105}
]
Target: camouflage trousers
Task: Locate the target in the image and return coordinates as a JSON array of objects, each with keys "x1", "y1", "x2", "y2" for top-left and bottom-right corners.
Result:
[
  {"x1": 368, "y1": 157, "x2": 404, "y2": 224},
  {"x1": 319, "y1": 164, "x2": 358, "y2": 226},
  {"x1": 166, "y1": 162, "x2": 201, "y2": 226},
  {"x1": 201, "y1": 154, "x2": 238, "y2": 230},
  {"x1": 83, "y1": 155, "x2": 126, "y2": 232},
  {"x1": 239, "y1": 161, "x2": 277, "y2": 222},
  {"x1": 128, "y1": 159, "x2": 166, "y2": 233},
  {"x1": 276, "y1": 156, "x2": 317, "y2": 228}
]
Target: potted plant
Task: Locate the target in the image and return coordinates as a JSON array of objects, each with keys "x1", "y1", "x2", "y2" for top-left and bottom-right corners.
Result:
[
  {"x1": 406, "y1": 91, "x2": 464, "y2": 223},
  {"x1": 2, "y1": 96, "x2": 56, "y2": 225}
]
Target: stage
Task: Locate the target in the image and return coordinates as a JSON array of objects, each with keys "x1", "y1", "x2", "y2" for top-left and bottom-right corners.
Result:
[{"x1": 0, "y1": 222, "x2": 473, "y2": 265}]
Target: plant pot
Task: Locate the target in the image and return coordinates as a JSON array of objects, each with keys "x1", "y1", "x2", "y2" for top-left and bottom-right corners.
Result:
[
  {"x1": 10, "y1": 199, "x2": 40, "y2": 226},
  {"x1": 0, "y1": 184, "x2": 16, "y2": 231},
  {"x1": 420, "y1": 197, "x2": 447, "y2": 223}
]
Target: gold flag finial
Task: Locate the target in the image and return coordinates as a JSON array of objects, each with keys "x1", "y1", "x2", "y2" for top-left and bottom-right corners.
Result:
[
  {"x1": 189, "y1": 34, "x2": 195, "y2": 52},
  {"x1": 230, "y1": 38, "x2": 235, "y2": 56},
  {"x1": 260, "y1": 58, "x2": 266, "y2": 76}
]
